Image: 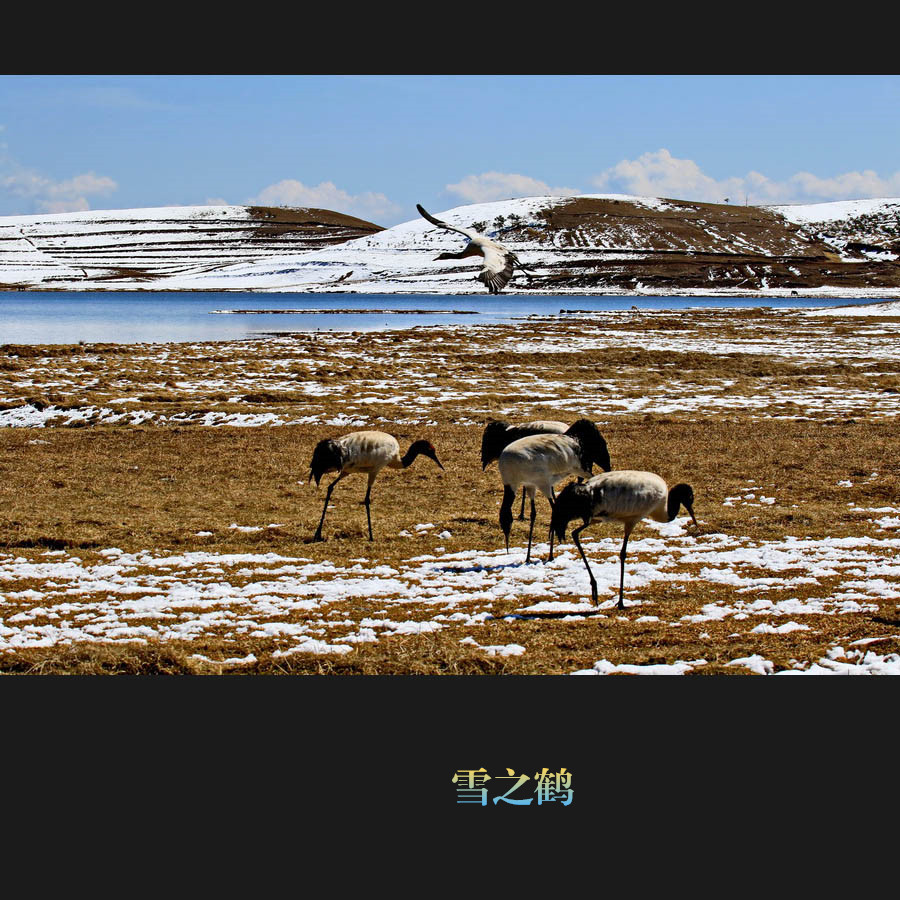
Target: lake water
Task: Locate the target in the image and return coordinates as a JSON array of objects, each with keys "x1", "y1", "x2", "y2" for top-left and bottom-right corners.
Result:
[{"x1": 0, "y1": 291, "x2": 874, "y2": 344}]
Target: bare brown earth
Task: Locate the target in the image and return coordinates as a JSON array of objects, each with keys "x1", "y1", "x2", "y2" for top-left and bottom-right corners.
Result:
[
  {"x1": 1, "y1": 309, "x2": 899, "y2": 674},
  {"x1": 517, "y1": 198, "x2": 900, "y2": 292},
  {"x1": 245, "y1": 205, "x2": 383, "y2": 238}
]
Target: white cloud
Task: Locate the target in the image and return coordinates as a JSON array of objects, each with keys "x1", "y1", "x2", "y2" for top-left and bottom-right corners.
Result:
[
  {"x1": 0, "y1": 167, "x2": 117, "y2": 213},
  {"x1": 445, "y1": 171, "x2": 580, "y2": 204},
  {"x1": 250, "y1": 179, "x2": 400, "y2": 224},
  {"x1": 592, "y1": 149, "x2": 744, "y2": 203},
  {"x1": 591, "y1": 148, "x2": 900, "y2": 205},
  {"x1": 786, "y1": 169, "x2": 900, "y2": 200}
]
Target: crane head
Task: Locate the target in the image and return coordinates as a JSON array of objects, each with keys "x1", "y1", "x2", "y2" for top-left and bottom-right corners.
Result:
[
  {"x1": 408, "y1": 439, "x2": 444, "y2": 470},
  {"x1": 566, "y1": 419, "x2": 611, "y2": 473},
  {"x1": 550, "y1": 481, "x2": 593, "y2": 543},
  {"x1": 309, "y1": 439, "x2": 345, "y2": 487},
  {"x1": 402, "y1": 439, "x2": 444, "y2": 470},
  {"x1": 480, "y1": 420, "x2": 511, "y2": 470},
  {"x1": 668, "y1": 483, "x2": 698, "y2": 528}
]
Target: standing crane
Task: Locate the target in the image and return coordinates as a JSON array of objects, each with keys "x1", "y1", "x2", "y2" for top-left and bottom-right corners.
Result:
[
  {"x1": 497, "y1": 419, "x2": 611, "y2": 563},
  {"x1": 481, "y1": 419, "x2": 570, "y2": 520},
  {"x1": 309, "y1": 430, "x2": 444, "y2": 542},
  {"x1": 416, "y1": 204, "x2": 535, "y2": 294},
  {"x1": 550, "y1": 471, "x2": 698, "y2": 609}
]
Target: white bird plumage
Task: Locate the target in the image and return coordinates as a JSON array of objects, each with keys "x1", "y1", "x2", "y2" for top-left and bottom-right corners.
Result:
[
  {"x1": 416, "y1": 203, "x2": 533, "y2": 294},
  {"x1": 308, "y1": 430, "x2": 444, "y2": 542},
  {"x1": 497, "y1": 419, "x2": 611, "y2": 563},
  {"x1": 550, "y1": 470, "x2": 699, "y2": 609},
  {"x1": 480, "y1": 419, "x2": 570, "y2": 470},
  {"x1": 480, "y1": 419, "x2": 570, "y2": 520}
]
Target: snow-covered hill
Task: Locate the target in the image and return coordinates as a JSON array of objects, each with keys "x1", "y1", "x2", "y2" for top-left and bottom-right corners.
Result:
[
  {"x1": 2, "y1": 195, "x2": 900, "y2": 296},
  {"x1": 0, "y1": 204, "x2": 381, "y2": 290},
  {"x1": 771, "y1": 198, "x2": 900, "y2": 264},
  {"x1": 155, "y1": 194, "x2": 825, "y2": 294},
  {"x1": 772, "y1": 197, "x2": 900, "y2": 226}
]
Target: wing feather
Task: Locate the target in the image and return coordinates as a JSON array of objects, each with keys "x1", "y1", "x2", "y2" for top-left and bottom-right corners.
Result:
[
  {"x1": 479, "y1": 243, "x2": 515, "y2": 291},
  {"x1": 416, "y1": 203, "x2": 482, "y2": 242}
]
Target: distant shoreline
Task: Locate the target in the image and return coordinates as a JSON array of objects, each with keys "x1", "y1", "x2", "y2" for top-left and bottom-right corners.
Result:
[{"x1": 210, "y1": 308, "x2": 480, "y2": 315}]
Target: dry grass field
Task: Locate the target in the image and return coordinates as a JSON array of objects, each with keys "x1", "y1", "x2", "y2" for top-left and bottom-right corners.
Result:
[{"x1": 1, "y1": 307, "x2": 899, "y2": 674}]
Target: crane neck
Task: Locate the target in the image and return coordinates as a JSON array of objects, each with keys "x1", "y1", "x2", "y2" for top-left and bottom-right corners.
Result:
[
  {"x1": 666, "y1": 492, "x2": 680, "y2": 522},
  {"x1": 400, "y1": 440, "x2": 443, "y2": 470},
  {"x1": 438, "y1": 243, "x2": 482, "y2": 261},
  {"x1": 401, "y1": 445, "x2": 425, "y2": 467}
]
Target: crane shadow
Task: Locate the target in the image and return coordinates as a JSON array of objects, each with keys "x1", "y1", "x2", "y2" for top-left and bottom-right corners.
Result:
[
  {"x1": 870, "y1": 615, "x2": 900, "y2": 627},
  {"x1": 433, "y1": 560, "x2": 525, "y2": 575},
  {"x1": 491, "y1": 607, "x2": 608, "y2": 621}
]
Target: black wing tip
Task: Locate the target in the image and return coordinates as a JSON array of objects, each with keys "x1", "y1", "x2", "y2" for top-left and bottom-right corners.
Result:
[{"x1": 416, "y1": 204, "x2": 446, "y2": 228}]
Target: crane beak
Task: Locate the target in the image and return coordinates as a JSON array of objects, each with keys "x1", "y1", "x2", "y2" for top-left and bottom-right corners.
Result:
[
  {"x1": 686, "y1": 504, "x2": 699, "y2": 529},
  {"x1": 422, "y1": 445, "x2": 444, "y2": 470}
]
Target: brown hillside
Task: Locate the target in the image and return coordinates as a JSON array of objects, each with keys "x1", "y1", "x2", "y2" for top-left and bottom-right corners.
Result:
[
  {"x1": 246, "y1": 206, "x2": 383, "y2": 241},
  {"x1": 498, "y1": 196, "x2": 900, "y2": 293}
]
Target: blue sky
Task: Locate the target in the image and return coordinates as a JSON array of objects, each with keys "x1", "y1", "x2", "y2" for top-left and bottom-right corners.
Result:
[{"x1": 1, "y1": 74, "x2": 899, "y2": 225}]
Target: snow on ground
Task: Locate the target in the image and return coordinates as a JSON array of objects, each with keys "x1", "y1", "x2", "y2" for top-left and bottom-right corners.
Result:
[
  {"x1": 2, "y1": 525, "x2": 899, "y2": 670},
  {"x1": 777, "y1": 642, "x2": 900, "y2": 675},
  {"x1": 0, "y1": 205, "x2": 246, "y2": 228},
  {"x1": 772, "y1": 198, "x2": 900, "y2": 225},
  {"x1": 806, "y1": 299, "x2": 900, "y2": 316},
  {"x1": 3, "y1": 309, "x2": 900, "y2": 429},
  {"x1": 576, "y1": 644, "x2": 900, "y2": 675},
  {"x1": 573, "y1": 659, "x2": 705, "y2": 675},
  {"x1": 2, "y1": 289, "x2": 900, "y2": 673}
]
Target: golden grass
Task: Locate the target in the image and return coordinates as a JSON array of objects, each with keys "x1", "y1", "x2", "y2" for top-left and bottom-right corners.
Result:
[
  {"x1": 1, "y1": 418, "x2": 896, "y2": 552},
  {"x1": 1, "y1": 309, "x2": 899, "y2": 674}
]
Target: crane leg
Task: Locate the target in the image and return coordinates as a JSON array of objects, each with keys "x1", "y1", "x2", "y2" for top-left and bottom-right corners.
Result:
[
  {"x1": 525, "y1": 494, "x2": 537, "y2": 563},
  {"x1": 547, "y1": 493, "x2": 556, "y2": 561},
  {"x1": 572, "y1": 522, "x2": 598, "y2": 606},
  {"x1": 518, "y1": 488, "x2": 526, "y2": 521},
  {"x1": 313, "y1": 473, "x2": 344, "y2": 541},
  {"x1": 617, "y1": 529, "x2": 632, "y2": 610},
  {"x1": 363, "y1": 481, "x2": 374, "y2": 541},
  {"x1": 499, "y1": 485, "x2": 515, "y2": 553}
]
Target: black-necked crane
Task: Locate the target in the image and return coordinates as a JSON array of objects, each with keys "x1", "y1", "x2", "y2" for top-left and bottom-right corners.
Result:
[
  {"x1": 497, "y1": 419, "x2": 611, "y2": 563},
  {"x1": 481, "y1": 419, "x2": 569, "y2": 520},
  {"x1": 416, "y1": 204, "x2": 534, "y2": 294},
  {"x1": 309, "y1": 430, "x2": 444, "y2": 542},
  {"x1": 550, "y1": 471, "x2": 698, "y2": 610}
]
